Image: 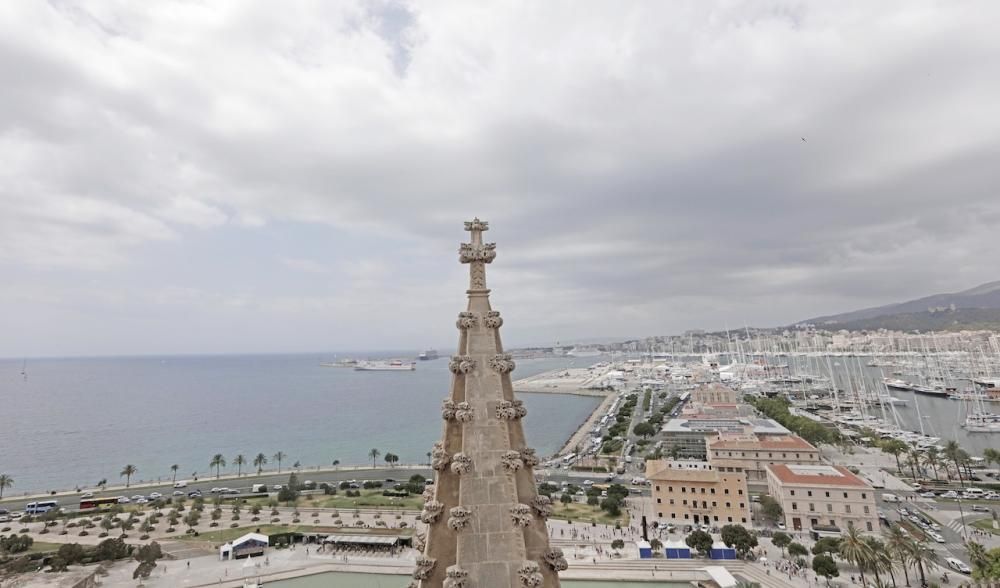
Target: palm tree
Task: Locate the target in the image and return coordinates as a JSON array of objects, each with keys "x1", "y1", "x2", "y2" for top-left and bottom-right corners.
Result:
[
  {"x1": 840, "y1": 526, "x2": 874, "y2": 586},
  {"x1": 426, "y1": 451, "x2": 432, "y2": 465},
  {"x1": 233, "y1": 455, "x2": 246, "y2": 477},
  {"x1": 210, "y1": 454, "x2": 227, "y2": 479},
  {"x1": 904, "y1": 537, "x2": 932, "y2": 588},
  {"x1": 905, "y1": 448, "x2": 921, "y2": 480},
  {"x1": 966, "y1": 540, "x2": 989, "y2": 575},
  {"x1": 332, "y1": 459, "x2": 340, "y2": 469},
  {"x1": 254, "y1": 453, "x2": 267, "y2": 474},
  {"x1": 865, "y1": 537, "x2": 895, "y2": 588},
  {"x1": 120, "y1": 465, "x2": 137, "y2": 488},
  {"x1": 273, "y1": 451, "x2": 287, "y2": 473},
  {"x1": 922, "y1": 447, "x2": 941, "y2": 480},
  {"x1": 170, "y1": 464, "x2": 180, "y2": 483},
  {"x1": 885, "y1": 526, "x2": 912, "y2": 587},
  {"x1": 0, "y1": 474, "x2": 13, "y2": 499},
  {"x1": 983, "y1": 448, "x2": 1000, "y2": 471},
  {"x1": 943, "y1": 440, "x2": 965, "y2": 486},
  {"x1": 369, "y1": 448, "x2": 381, "y2": 468},
  {"x1": 881, "y1": 439, "x2": 908, "y2": 474}
]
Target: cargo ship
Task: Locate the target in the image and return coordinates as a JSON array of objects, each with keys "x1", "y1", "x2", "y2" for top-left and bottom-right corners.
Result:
[{"x1": 419, "y1": 349, "x2": 439, "y2": 361}]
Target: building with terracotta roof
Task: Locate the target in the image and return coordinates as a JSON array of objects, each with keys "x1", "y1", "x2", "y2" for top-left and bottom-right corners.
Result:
[
  {"x1": 660, "y1": 417, "x2": 790, "y2": 459},
  {"x1": 765, "y1": 464, "x2": 878, "y2": 534},
  {"x1": 646, "y1": 459, "x2": 751, "y2": 528},
  {"x1": 691, "y1": 383, "x2": 739, "y2": 405},
  {"x1": 708, "y1": 434, "x2": 821, "y2": 482}
]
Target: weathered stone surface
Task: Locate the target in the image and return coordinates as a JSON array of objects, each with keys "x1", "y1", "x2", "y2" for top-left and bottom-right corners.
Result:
[{"x1": 418, "y1": 220, "x2": 561, "y2": 587}]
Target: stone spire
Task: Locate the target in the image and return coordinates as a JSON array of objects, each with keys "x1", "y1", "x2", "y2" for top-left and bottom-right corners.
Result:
[{"x1": 412, "y1": 219, "x2": 566, "y2": 588}]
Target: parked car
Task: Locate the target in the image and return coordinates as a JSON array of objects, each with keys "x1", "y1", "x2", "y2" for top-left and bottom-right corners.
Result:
[
  {"x1": 148, "y1": 492, "x2": 162, "y2": 499},
  {"x1": 947, "y1": 558, "x2": 971, "y2": 574},
  {"x1": 920, "y1": 491, "x2": 937, "y2": 498},
  {"x1": 941, "y1": 491, "x2": 959, "y2": 499},
  {"x1": 172, "y1": 490, "x2": 184, "y2": 496},
  {"x1": 971, "y1": 505, "x2": 989, "y2": 512},
  {"x1": 117, "y1": 497, "x2": 130, "y2": 504},
  {"x1": 187, "y1": 490, "x2": 202, "y2": 498}
]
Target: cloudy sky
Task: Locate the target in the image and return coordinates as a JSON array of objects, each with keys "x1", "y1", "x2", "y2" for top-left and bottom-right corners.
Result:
[{"x1": 2, "y1": 1, "x2": 999, "y2": 357}]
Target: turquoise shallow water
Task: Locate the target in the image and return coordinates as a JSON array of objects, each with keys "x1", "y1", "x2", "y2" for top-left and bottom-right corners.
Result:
[
  {"x1": 0, "y1": 354, "x2": 600, "y2": 493},
  {"x1": 267, "y1": 572, "x2": 691, "y2": 587}
]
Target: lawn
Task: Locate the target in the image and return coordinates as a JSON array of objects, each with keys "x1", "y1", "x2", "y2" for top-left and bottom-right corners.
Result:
[
  {"x1": 550, "y1": 502, "x2": 629, "y2": 526},
  {"x1": 27, "y1": 541, "x2": 62, "y2": 554},
  {"x1": 972, "y1": 519, "x2": 1000, "y2": 535}
]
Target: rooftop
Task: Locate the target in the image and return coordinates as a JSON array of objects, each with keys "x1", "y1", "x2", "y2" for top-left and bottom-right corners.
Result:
[
  {"x1": 709, "y1": 434, "x2": 817, "y2": 452},
  {"x1": 662, "y1": 417, "x2": 790, "y2": 436},
  {"x1": 766, "y1": 464, "x2": 871, "y2": 488}
]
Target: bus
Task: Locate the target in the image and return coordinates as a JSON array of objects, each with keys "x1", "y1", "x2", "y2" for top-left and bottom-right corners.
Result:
[
  {"x1": 25, "y1": 501, "x2": 59, "y2": 515},
  {"x1": 561, "y1": 453, "x2": 576, "y2": 464},
  {"x1": 80, "y1": 497, "x2": 120, "y2": 511}
]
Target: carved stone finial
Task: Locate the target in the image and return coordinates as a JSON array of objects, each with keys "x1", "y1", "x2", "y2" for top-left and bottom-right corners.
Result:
[
  {"x1": 517, "y1": 561, "x2": 544, "y2": 587},
  {"x1": 414, "y1": 532, "x2": 426, "y2": 552},
  {"x1": 420, "y1": 500, "x2": 444, "y2": 524},
  {"x1": 459, "y1": 242, "x2": 497, "y2": 264},
  {"x1": 430, "y1": 442, "x2": 451, "y2": 471},
  {"x1": 495, "y1": 399, "x2": 527, "y2": 420},
  {"x1": 450, "y1": 452, "x2": 473, "y2": 475},
  {"x1": 500, "y1": 450, "x2": 524, "y2": 472},
  {"x1": 543, "y1": 548, "x2": 569, "y2": 571},
  {"x1": 489, "y1": 353, "x2": 516, "y2": 374},
  {"x1": 531, "y1": 494, "x2": 554, "y2": 519},
  {"x1": 464, "y1": 218, "x2": 489, "y2": 232},
  {"x1": 456, "y1": 311, "x2": 478, "y2": 330},
  {"x1": 449, "y1": 355, "x2": 476, "y2": 374},
  {"x1": 520, "y1": 447, "x2": 540, "y2": 467},
  {"x1": 441, "y1": 400, "x2": 457, "y2": 421},
  {"x1": 413, "y1": 556, "x2": 437, "y2": 580},
  {"x1": 510, "y1": 503, "x2": 534, "y2": 528},
  {"x1": 447, "y1": 506, "x2": 472, "y2": 531},
  {"x1": 484, "y1": 310, "x2": 503, "y2": 328},
  {"x1": 443, "y1": 565, "x2": 470, "y2": 588}
]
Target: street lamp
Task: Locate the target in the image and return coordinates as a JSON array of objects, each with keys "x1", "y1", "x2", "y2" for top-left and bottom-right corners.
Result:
[{"x1": 956, "y1": 497, "x2": 968, "y2": 541}]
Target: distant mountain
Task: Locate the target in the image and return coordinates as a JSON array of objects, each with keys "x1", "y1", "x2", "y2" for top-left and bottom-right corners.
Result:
[{"x1": 803, "y1": 280, "x2": 1000, "y2": 331}]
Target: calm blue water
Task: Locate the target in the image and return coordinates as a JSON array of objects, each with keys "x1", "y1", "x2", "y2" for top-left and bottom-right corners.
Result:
[{"x1": 0, "y1": 354, "x2": 600, "y2": 494}]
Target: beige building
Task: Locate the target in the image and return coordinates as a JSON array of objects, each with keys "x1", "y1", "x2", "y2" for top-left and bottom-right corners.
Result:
[
  {"x1": 708, "y1": 434, "x2": 821, "y2": 482},
  {"x1": 691, "y1": 383, "x2": 739, "y2": 405},
  {"x1": 646, "y1": 459, "x2": 751, "y2": 527},
  {"x1": 765, "y1": 464, "x2": 878, "y2": 534}
]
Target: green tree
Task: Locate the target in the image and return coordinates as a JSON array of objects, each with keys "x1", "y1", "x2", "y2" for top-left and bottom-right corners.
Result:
[
  {"x1": 943, "y1": 440, "x2": 965, "y2": 486},
  {"x1": 384, "y1": 453, "x2": 399, "y2": 466},
  {"x1": 0, "y1": 473, "x2": 12, "y2": 499},
  {"x1": 633, "y1": 422, "x2": 656, "y2": 438},
  {"x1": 812, "y1": 554, "x2": 839, "y2": 586},
  {"x1": 921, "y1": 447, "x2": 941, "y2": 480},
  {"x1": 368, "y1": 448, "x2": 381, "y2": 468},
  {"x1": 120, "y1": 464, "x2": 137, "y2": 488},
  {"x1": 720, "y1": 524, "x2": 758, "y2": 558},
  {"x1": 233, "y1": 454, "x2": 246, "y2": 476},
  {"x1": 864, "y1": 537, "x2": 894, "y2": 588},
  {"x1": 880, "y1": 439, "x2": 908, "y2": 474},
  {"x1": 885, "y1": 525, "x2": 912, "y2": 587},
  {"x1": 839, "y1": 526, "x2": 874, "y2": 587},
  {"x1": 983, "y1": 448, "x2": 1000, "y2": 471},
  {"x1": 686, "y1": 530, "x2": 713, "y2": 555},
  {"x1": 273, "y1": 451, "x2": 287, "y2": 473},
  {"x1": 560, "y1": 493, "x2": 573, "y2": 504},
  {"x1": 904, "y1": 537, "x2": 933, "y2": 587},
  {"x1": 759, "y1": 495, "x2": 783, "y2": 524},
  {"x1": 170, "y1": 464, "x2": 180, "y2": 483},
  {"x1": 772, "y1": 531, "x2": 792, "y2": 556},
  {"x1": 254, "y1": 453, "x2": 268, "y2": 474},
  {"x1": 788, "y1": 542, "x2": 809, "y2": 559},
  {"x1": 133, "y1": 542, "x2": 163, "y2": 580},
  {"x1": 332, "y1": 459, "x2": 340, "y2": 468},
  {"x1": 812, "y1": 537, "x2": 841, "y2": 556},
  {"x1": 610, "y1": 539, "x2": 625, "y2": 551},
  {"x1": 209, "y1": 454, "x2": 227, "y2": 478}
]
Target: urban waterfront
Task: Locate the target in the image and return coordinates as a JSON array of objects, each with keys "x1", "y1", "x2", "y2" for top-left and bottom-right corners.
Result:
[
  {"x1": 0, "y1": 353, "x2": 600, "y2": 494},
  {"x1": 267, "y1": 572, "x2": 691, "y2": 588}
]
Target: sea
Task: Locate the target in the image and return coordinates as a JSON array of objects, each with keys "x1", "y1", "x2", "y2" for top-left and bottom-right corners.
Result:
[{"x1": 0, "y1": 354, "x2": 601, "y2": 494}]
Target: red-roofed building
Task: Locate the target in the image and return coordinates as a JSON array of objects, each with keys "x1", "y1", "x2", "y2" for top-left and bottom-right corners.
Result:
[
  {"x1": 708, "y1": 434, "x2": 821, "y2": 481},
  {"x1": 765, "y1": 464, "x2": 878, "y2": 534}
]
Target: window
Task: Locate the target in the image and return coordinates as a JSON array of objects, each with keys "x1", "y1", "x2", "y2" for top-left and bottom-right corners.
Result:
[
  {"x1": 843, "y1": 492, "x2": 848, "y2": 498},
  {"x1": 671, "y1": 513, "x2": 676, "y2": 519},
  {"x1": 809, "y1": 503, "x2": 815, "y2": 512},
  {"x1": 830, "y1": 519, "x2": 835, "y2": 526},
  {"x1": 791, "y1": 502, "x2": 798, "y2": 511},
  {"x1": 656, "y1": 498, "x2": 662, "y2": 504},
  {"x1": 768, "y1": 453, "x2": 772, "y2": 458},
  {"x1": 710, "y1": 488, "x2": 716, "y2": 494},
  {"x1": 681, "y1": 487, "x2": 686, "y2": 493},
  {"x1": 714, "y1": 515, "x2": 719, "y2": 521},
  {"x1": 728, "y1": 516, "x2": 733, "y2": 522},
  {"x1": 712, "y1": 501, "x2": 717, "y2": 507},
  {"x1": 863, "y1": 505, "x2": 870, "y2": 514},
  {"x1": 725, "y1": 502, "x2": 731, "y2": 508},
  {"x1": 738, "y1": 489, "x2": 744, "y2": 495},
  {"x1": 701, "y1": 488, "x2": 706, "y2": 494},
  {"x1": 824, "y1": 491, "x2": 830, "y2": 498},
  {"x1": 790, "y1": 490, "x2": 796, "y2": 496},
  {"x1": 669, "y1": 499, "x2": 675, "y2": 505},
  {"x1": 826, "y1": 504, "x2": 832, "y2": 513},
  {"x1": 796, "y1": 453, "x2": 800, "y2": 458},
  {"x1": 658, "y1": 512, "x2": 662, "y2": 518},
  {"x1": 666, "y1": 486, "x2": 671, "y2": 492},
  {"x1": 739, "y1": 502, "x2": 745, "y2": 509},
  {"x1": 702, "y1": 501, "x2": 708, "y2": 508},
  {"x1": 724, "y1": 489, "x2": 730, "y2": 495},
  {"x1": 807, "y1": 491, "x2": 813, "y2": 497},
  {"x1": 741, "y1": 517, "x2": 747, "y2": 523},
  {"x1": 862, "y1": 493, "x2": 867, "y2": 499},
  {"x1": 684, "y1": 514, "x2": 689, "y2": 519},
  {"x1": 845, "y1": 505, "x2": 851, "y2": 513},
  {"x1": 682, "y1": 500, "x2": 688, "y2": 506}
]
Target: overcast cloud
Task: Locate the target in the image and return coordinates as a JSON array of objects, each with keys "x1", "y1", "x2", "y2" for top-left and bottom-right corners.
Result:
[{"x1": 2, "y1": 0, "x2": 999, "y2": 357}]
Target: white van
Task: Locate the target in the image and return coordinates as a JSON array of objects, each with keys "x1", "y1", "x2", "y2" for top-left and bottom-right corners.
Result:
[
  {"x1": 946, "y1": 558, "x2": 971, "y2": 574},
  {"x1": 173, "y1": 480, "x2": 188, "y2": 488},
  {"x1": 961, "y1": 487, "x2": 985, "y2": 498},
  {"x1": 882, "y1": 493, "x2": 900, "y2": 503}
]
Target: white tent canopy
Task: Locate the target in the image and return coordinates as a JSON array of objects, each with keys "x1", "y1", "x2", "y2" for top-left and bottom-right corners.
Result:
[{"x1": 701, "y1": 566, "x2": 738, "y2": 588}]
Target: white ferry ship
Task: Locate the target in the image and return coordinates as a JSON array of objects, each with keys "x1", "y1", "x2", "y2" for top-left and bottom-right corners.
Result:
[{"x1": 354, "y1": 360, "x2": 416, "y2": 371}]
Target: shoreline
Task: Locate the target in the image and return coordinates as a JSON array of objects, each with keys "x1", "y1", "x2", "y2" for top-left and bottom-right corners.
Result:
[{"x1": 557, "y1": 392, "x2": 617, "y2": 457}]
